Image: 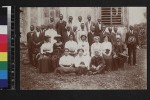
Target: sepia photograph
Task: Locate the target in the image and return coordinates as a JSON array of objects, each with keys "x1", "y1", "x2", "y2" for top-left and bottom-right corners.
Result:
[{"x1": 19, "y1": 7, "x2": 147, "y2": 90}]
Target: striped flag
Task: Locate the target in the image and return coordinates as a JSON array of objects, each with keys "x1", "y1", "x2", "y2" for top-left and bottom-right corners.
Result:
[{"x1": 0, "y1": 8, "x2": 8, "y2": 88}]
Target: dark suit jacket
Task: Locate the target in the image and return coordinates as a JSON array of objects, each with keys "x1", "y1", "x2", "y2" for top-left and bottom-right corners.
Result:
[
  {"x1": 85, "y1": 21, "x2": 95, "y2": 32},
  {"x1": 27, "y1": 31, "x2": 35, "y2": 50},
  {"x1": 62, "y1": 31, "x2": 75, "y2": 43},
  {"x1": 32, "y1": 31, "x2": 45, "y2": 50},
  {"x1": 100, "y1": 31, "x2": 111, "y2": 43},
  {"x1": 56, "y1": 20, "x2": 67, "y2": 36},
  {"x1": 88, "y1": 32, "x2": 97, "y2": 46},
  {"x1": 125, "y1": 30, "x2": 139, "y2": 48},
  {"x1": 95, "y1": 22, "x2": 103, "y2": 34}
]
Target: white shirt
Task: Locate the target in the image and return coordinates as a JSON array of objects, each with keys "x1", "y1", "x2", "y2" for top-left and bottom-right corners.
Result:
[
  {"x1": 36, "y1": 31, "x2": 40, "y2": 37},
  {"x1": 59, "y1": 55, "x2": 74, "y2": 66},
  {"x1": 76, "y1": 21, "x2": 84, "y2": 31},
  {"x1": 77, "y1": 41, "x2": 89, "y2": 56},
  {"x1": 98, "y1": 23, "x2": 102, "y2": 30},
  {"x1": 65, "y1": 40, "x2": 78, "y2": 52},
  {"x1": 67, "y1": 31, "x2": 71, "y2": 37},
  {"x1": 87, "y1": 21, "x2": 91, "y2": 32},
  {"x1": 91, "y1": 42, "x2": 102, "y2": 57},
  {"x1": 74, "y1": 55, "x2": 88, "y2": 67},
  {"x1": 40, "y1": 42, "x2": 53, "y2": 54},
  {"x1": 101, "y1": 41, "x2": 112, "y2": 56},
  {"x1": 77, "y1": 30, "x2": 88, "y2": 42}
]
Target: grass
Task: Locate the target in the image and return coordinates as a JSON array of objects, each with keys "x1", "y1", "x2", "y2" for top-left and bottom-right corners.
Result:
[{"x1": 20, "y1": 48, "x2": 147, "y2": 90}]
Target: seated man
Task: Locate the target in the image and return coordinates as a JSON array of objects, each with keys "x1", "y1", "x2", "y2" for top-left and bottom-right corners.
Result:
[
  {"x1": 54, "y1": 48, "x2": 76, "y2": 75},
  {"x1": 74, "y1": 49, "x2": 90, "y2": 75},
  {"x1": 89, "y1": 50, "x2": 105, "y2": 74},
  {"x1": 113, "y1": 35, "x2": 127, "y2": 70}
]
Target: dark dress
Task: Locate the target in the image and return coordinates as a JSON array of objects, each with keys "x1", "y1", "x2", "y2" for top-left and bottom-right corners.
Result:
[
  {"x1": 38, "y1": 42, "x2": 53, "y2": 73},
  {"x1": 52, "y1": 42, "x2": 64, "y2": 69}
]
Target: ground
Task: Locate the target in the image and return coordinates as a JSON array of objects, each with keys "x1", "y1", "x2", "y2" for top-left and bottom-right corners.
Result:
[{"x1": 20, "y1": 48, "x2": 147, "y2": 90}]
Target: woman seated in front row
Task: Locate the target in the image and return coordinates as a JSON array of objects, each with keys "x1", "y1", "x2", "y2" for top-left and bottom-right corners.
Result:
[
  {"x1": 89, "y1": 50, "x2": 105, "y2": 75},
  {"x1": 74, "y1": 49, "x2": 90, "y2": 75},
  {"x1": 38, "y1": 35, "x2": 53, "y2": 73},
  {"x1": 54, "y1": 48, "x2": 76, "y2": 75}
]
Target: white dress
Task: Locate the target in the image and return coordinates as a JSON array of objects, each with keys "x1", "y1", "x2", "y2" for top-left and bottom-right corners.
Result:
[
  {"x1": 77, "y1": 41, "x2": 89, "y2": 56},
  {"x1": 91, "y1": 42, "x2": 102, "y2": 57}
]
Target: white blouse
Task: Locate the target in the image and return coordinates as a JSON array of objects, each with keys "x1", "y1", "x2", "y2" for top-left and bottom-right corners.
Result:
[
  {"x1": 59, "y1": 55, "x2": 75, "y2": 66},
  {"x1": 45, "y1": 29, "x2": 57, "y2": 44},
  {"x1": 77, "y1": 41, "x2": 89, "y2": 56},
  {"x1": 91, "y1": 42, "x2": 102, "y2": 57},
  {"x1": 40, "y1": 42, "x2": 53, "y2": 54},
  {"x1": 65, "y1": 40, "x2": 78, "y2": 52},
  {"x1": 101, "y1": 41, "x2": 112, "y2": 56},
  {"x1": 74, "y1": 55, "x2": 91, "y2": 69}
]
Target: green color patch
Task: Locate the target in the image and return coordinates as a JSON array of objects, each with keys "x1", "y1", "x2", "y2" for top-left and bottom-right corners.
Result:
[{"x1": 0, "y1": 61, "x2": 8, "y2": 70}]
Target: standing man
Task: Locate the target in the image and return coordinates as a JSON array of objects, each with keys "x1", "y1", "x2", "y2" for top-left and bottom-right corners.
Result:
[
  {"x1": 77, "y1": 23, "x2": 87, "y2": 43},
  {"x1": 49, "y1": 17, "x2": 56, "y2": 30},
  {"x1": 76, "y1": 16, "x2": 84, "y2": 31},
  {"x1": 99, "y1": 25, "x2": 109, "y2": 43},
  {"x1": 125, "y1": 25, "x2": 139, "y2": 66},
  {"x1": 67, "y1": 16, "x2": 74, "y2": 31},
  {"x1": 88, "y1": 26, "x2": 97, "y2": 46},
  {"x1": 108, "y1": 27, "x2": 116, "y2": 45},
  {"x1": 85, "y1": 15, "x2": 95, "y2": 33},
  {"x1": 63, "y1": 25, "x2": 75, "y2": 43},
  {"x1": 95, "y1": 18, "x2": 103, "y2": 34},
  {"x1": 56, "y1": 14, "x2": 67, "y2": 42},
  {"x1": 32, "y1": 26, "x2": 45, "y2": 66},
  {"x1": 26, "y1": 25, "x2": 35, "y2": 66}
]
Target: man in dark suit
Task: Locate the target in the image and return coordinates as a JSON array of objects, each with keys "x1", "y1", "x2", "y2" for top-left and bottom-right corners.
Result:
[
  {"x1": 32, "y1": 26, "x2": 45, "y2": 66},
  {"x1": 88, "y1": 26, "x2": 97, "y2": 46},
  {"x1": 56, "y1": 14, "x2": 67, "y2": 40},
  {"x1": 108, "y1": 27, "x2": 116, "y2": 45},
  {"x1": 99, "y1": 26, "x2": 109, "y2": 43},
  {"x1": 26, "y1": 25, "x2": 35, "y2": 66},
  {"x1": 85, "y1": 15, "x2": 95, "y2": 33},
  {"x1": 95, "y1": 18, "x2": 103, "y2": 34},
  {"x1": 63, "y1": 25, "x2": 75, "y2": 44},
  {"x1": 49, "y1": 17, "x2": 56, "y2": 30},
  {"x1": 125, "y1": 25, "x2": 139, "y2": 66}
]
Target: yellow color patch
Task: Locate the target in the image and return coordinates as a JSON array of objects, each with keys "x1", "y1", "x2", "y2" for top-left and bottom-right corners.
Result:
[{"x1": 0, "y1": 52, "x2": 7, "y2": 61}]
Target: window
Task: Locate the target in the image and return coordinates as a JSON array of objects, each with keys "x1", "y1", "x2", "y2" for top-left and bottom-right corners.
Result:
[{"x1": 101, "y1": 7, "x2": 122, "y2": 25}]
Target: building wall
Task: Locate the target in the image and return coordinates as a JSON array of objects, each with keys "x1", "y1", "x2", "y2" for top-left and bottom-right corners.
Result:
[{"x1": 20, "y1": 7, "x2": 133, "y2": 42}]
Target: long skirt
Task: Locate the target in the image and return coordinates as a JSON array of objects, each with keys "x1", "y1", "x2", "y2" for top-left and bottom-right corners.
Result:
[
  {"x1": 51, "y1": 53, "x2": 62, "y2": 70},
  {"x1": 103, "y1": 54, "x2": 112, "y2": 71},
  {"x1": 75, "y1": 67, "x2": 88, "y2": 75},
  {"x1": 38, "y1": 54, "x2": 53, "y2": 73},
  {"x1": 54, "y1": 66, "x2": 76, "y2": 74}
]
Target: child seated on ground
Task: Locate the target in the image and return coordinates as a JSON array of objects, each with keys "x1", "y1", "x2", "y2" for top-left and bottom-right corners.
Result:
[{"x1": 89, "y1": 50, "x2": 105, "y2": 75}]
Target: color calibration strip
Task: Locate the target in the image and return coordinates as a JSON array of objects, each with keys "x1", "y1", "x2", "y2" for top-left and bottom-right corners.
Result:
[{"x1": 0, "y1": 8, "x2": 8, "y2": 88}]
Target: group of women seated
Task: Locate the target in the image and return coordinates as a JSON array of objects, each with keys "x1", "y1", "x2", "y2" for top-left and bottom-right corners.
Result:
[{"x1": 37, "y1": 32, "x2": 128, "y2": 75}]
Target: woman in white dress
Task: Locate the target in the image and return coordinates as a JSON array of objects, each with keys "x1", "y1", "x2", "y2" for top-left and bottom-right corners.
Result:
[
  {"x1": 77, "y1": 35, "x2": 89, "y2": 56},
  {"x1": 65, "y1": 34, "x2": 78, "y2": 56},
  {"x1": 38, "y1": 35, "x2": 53, "y2": 73},
  {"x1": 101, "y1": 36, "x2": 112, "y2": 71},
  {"x1": 91, "y1": 36, "x2": 102, "y2": 57}
]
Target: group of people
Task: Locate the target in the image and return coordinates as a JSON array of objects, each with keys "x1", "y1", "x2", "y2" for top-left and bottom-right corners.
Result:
[{"x1": 26, "y1": 14, "x2": 140, "y2": 75}]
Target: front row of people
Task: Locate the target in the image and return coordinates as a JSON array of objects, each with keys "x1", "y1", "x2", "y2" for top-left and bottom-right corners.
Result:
[{"x1": 37, "y1": 33, "x2": 128, "y2": 75}]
